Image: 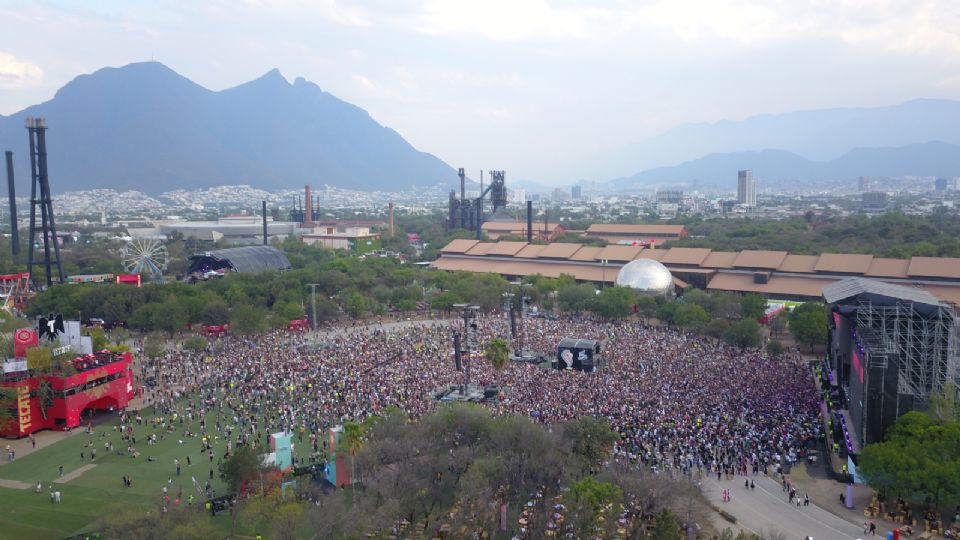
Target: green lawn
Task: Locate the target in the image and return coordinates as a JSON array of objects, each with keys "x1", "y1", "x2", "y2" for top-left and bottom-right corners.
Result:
[{"x1": 0, "y1": 406, "x2": 313, "y2": 539}]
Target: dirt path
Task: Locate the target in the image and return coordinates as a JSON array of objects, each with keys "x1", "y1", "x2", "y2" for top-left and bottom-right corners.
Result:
[
  {"x1": 0, "y1": 478, "x2": 31, "y2": 489},
  {"x1": 54, "y1": 463, "x2": 96, "y2": 484}
]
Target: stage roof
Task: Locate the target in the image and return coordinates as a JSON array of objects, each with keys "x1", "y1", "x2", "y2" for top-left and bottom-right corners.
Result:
[
  {"x1": 823, "y1": 278, "x2": 943, "y2": 309},
  {"x1": 189, "y1": 246, "x2": 291, "y2": 274}
]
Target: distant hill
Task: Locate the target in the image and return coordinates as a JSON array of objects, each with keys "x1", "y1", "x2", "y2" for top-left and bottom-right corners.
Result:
[
  {"x1": 0, "y1": 62, "x2": 457, "y2": 194},
  {"x1": 580, "y1": 99, "x2": 960, "y2": 182},
  {"x1": 611, "y1": 141, "x2": 960, "y2": 190}
]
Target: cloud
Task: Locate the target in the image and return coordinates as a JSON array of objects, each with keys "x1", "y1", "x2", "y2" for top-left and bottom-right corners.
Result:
[
  {"x1": 0, "y1": 52, "x2": 44, "y2": 89},
  {"x1": 239, "y1": 0, "x2": 371, "y2": 27},
  {"x1": 407, "y1": 0, "x2": 611, "y2": 41},
  {"x1": 381, "y1": 0, "x2": 960, "y2": 58},
  {"x1": 352, "y1": 74, "x2": 376, "y2": 90}
]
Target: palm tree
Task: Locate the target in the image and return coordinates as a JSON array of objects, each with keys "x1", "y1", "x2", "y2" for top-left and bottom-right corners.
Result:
[
  {"x1": 342, "y1": 421, "x2": 364, "y2": 504},
  {"x1": 484, "y1": 338, "x2": 510, "y2": 402}
]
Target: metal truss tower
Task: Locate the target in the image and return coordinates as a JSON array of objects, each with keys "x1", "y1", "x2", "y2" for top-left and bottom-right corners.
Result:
[
  {"x1": 25, "y1": 117, "x2": 64, "y2": 287},
  {"x1": 855, "y1": 299, "x2": 959, "y2": 399}
]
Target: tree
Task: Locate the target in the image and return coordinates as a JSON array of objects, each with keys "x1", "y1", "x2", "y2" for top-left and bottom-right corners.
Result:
[
  {"x1": 219, "y1": 444, "x2": 263, "y2": 494},
  {"x1": 635, "y1": 296, "x2": 658, "y2": 323},
  {"x1": 656, "y1": 301, "x2": 678, "y2": 325},
  {"x1": 201, "y1": 299, "x2": 231, "y2": 325},
  {"x1": 858, "y1": 412, "x2": 960, "y2": 507},
  {"x1": 231, "y1": 305, "x2": 268, "y2": 335},
  {"x1": 766, "y1": 339, "x2": 786, "y2": 356},
  {"x1": 928, "y1": 382, "x2": 960, "y2": 424},
  {"x1": 557, "y1": 283, "x2": 596, "y2": 313},
  {"x1": 35, "y1": 380, "x2": 54, "y2": 420},
  {"x1": 143, "y1": 333, "x2": 166, "y2": 359},
  {"x1": 26, "y1": 346, "x2": 52, "y2": 372},
  {"x1": 705, "y1": 319, "x2": 730, "y2": 340},
  {"x1": 769, "y1": 310, "x2": 788, "y2": 337},
  {"x1": 723, "y1": 319, "x2": 761, "y2": 348},
  {"x1": 650, "y1": 508, "x2": 683, "y2": 540},
  {"x1": 674, "y1": 303, "x2": 710, "y2": 330},
  {"x1": 344, "y1": 291, "x2": 370, "y2": 319},
  {"x1": 790, "y1": 303, "x2": 827, "y2": 351},
  {"x1": 343, "y1": 421, "x2": 364, "y2": 505},
  {"x1": 85, "y1": 326, "x2": 110, "y2": 351},
  {"x1": 484, "y1": 337, "x2": 510, "y2": 397},
  {"x1": 0, "y1": 388, "x2": 16, "y2": 431},
  {"x1": 561, "y1": 416, "x2": 619, "y2": 478},
  {"x1": 183, "y1": 335, "x2": 207, "y2": 353},
  {"x1": 740, "y1": 294, "x2": 767, "y2": 320},
  {"x1": 565, "y1": 476, "x2": 622, "y2": 538},
  {"x1": 591, "y1": 286, "x2": 636, "y2": 319}
]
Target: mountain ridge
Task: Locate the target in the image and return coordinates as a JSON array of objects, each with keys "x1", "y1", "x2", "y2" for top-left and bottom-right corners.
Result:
[
  {"x1": 578, "y1": 98, "x2": 960, "y2": 183},
  {"x1": 0, "y1": 61, "x2": 456, "y2": 195},
  {"x1": 611, "y1": 140, "x2": 960, "y2": 190}
]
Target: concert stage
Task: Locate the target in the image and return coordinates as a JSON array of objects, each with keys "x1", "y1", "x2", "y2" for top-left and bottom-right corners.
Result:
[{"x1": 1, "y1": 351, "x2": 135, "y2": 437}]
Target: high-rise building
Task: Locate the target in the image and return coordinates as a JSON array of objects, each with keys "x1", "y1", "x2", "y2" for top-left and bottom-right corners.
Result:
[
  {"x1": 656, "y1": 189, "x2": 683, "y2": 204},
  {"x1": 737, "y1": 170, "x2": 756, "y2": 207},
  {"x1": 862, "y1": 191, "x2": 888, "y2": 210},
  {"x1": 571, "y1": 185, "x2": 582, "y2": 199},
  {"x1": 935, "y1": 178, "x2": 948, "y2": 192},
  {"x1": 858, "y1": 176, "x2": 871, "y2": 192}
]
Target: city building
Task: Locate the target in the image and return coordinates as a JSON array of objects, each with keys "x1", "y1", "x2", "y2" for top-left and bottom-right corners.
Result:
[
  {"x1": 300, "y1": 225, "x2": 381, "y2": 251},
  {"x1": 858, "y1": 176, "x2": 871, "y2": 192},
  {"x1": 148, "y1": 215, "x2": 299, "y2": 244},
  {"x1": 936, "y1": 178, "x2": 948, "y2": 192},
  {"x1": 862, "y1": 191, "x2": 888, "y2": 210},
  {"x1": 480, "y1": 220, "x2": 565, "y2": 241},
  {"x1": 571, "y1": 185, "x2": 582, "y2": 199},
  {"x1": 737, "y1": 170, "x2": 757, "y2": 207},
  {"x1": 583, "y1": 224, "x2": 689, "y2": 246},
  {"x1": 431, "y1": 239, "x2": 960, "y2": 306},
  {"x1": 656, "y1": 189, "x2": 684, "y2": 204}
]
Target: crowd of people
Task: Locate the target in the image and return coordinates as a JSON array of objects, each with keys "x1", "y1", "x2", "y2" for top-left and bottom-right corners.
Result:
[{"x1": 135, "y1": 313, "x2": 821, "y2": 487}]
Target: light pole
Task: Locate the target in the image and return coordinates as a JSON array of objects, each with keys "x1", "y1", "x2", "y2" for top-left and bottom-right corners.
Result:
[
  {"x1": 601, "y1": 258, "x2": 608, "y2": 289},
  {"x1": 453, "y1": 303, "x2": 479, "y2": 392},
  {"x1": 308, "y1": 284, "x2": 321, "y2": 332}
]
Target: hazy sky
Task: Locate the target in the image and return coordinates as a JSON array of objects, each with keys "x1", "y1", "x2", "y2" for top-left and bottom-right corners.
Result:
[{"x1": 2, "y1": 1, "x2": 959, "y2": 184}]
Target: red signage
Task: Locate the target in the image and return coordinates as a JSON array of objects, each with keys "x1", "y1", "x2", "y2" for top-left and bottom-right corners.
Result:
[
  {"x1": 287, "y1": 319, "x2": 309, "y2": 331},
  {"x1": 13, "y1": 328, "x2": 38, "y2": 358}
]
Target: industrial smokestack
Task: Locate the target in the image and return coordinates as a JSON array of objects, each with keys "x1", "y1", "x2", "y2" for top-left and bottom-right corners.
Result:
[
  {"x1": 5, "y1": 151, "x2": 19, "y2": 256},
  {"x1": 262, "y1": 200, "x2": 268, "y2": 245},
  {"x1": 303, "y1": 185, "x2": 313, "y2": 228},
  {"x1": 388, "y1": 202, "x2": 395, "y2": 237},
  {"x1": 526, "y1": 200, "x2": 532, "y2": 243},
  {"x1": 458, "y1": 168, "x2": 465, "y2": 203}
]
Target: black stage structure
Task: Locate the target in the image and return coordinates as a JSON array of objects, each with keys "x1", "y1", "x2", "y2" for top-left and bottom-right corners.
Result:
[
  {"x1": 824, "y1": 278, "x2": 959, "y2": 446},
  {"x1": 25, "y1": 117, "x2": 64, "y2": 287}
]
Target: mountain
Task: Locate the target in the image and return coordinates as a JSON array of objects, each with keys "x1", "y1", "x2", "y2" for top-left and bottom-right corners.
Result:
[
  {"x1": 580, "y1": 99, "x2": 960, "y2": 182},
  {"x1": 612, "y1": 141, "x2": 960, "y2": 190},
  {"x1": 0, "y1": 62, "x2": 456, "y2": 194}
]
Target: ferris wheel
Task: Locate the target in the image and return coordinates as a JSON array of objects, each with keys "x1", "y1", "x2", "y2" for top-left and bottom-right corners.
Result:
[{"x1": 120, "y1": 238, "x2": 169, "y2": 283}]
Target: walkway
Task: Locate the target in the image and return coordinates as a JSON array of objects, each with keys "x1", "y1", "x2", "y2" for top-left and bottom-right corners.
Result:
[
  {"x1": 54, "y1": 463, "x2": 96, "y2": 484},
  {"x1": 702, "y1": 474, "x2": 868, "y2": 539}
]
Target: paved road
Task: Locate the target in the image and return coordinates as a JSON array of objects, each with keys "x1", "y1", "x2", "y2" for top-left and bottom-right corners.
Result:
[{"x1": 702, "y1": 474, "x2": 867, "y2": 540}]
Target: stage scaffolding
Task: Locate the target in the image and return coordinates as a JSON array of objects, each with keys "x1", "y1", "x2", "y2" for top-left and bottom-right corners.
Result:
[{"x1": 854, "y1": 298, "x2": 959, "y2": 400}]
